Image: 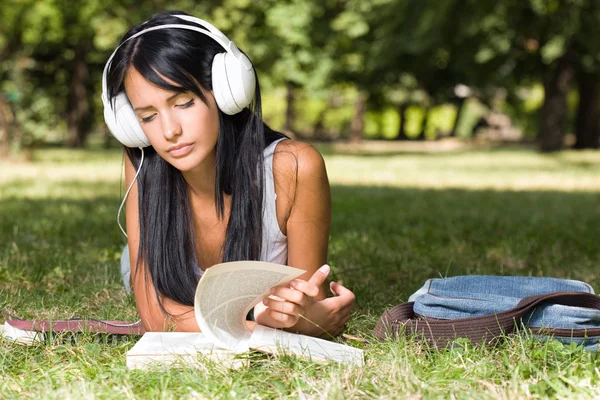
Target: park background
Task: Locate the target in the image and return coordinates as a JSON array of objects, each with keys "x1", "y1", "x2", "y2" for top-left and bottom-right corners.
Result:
[
  {"x1": 1, "y1": 1, "x2": 600, "y2": 399},
  {"x1": 2, "y1": 0, "x2": 600, "y2": 151}
]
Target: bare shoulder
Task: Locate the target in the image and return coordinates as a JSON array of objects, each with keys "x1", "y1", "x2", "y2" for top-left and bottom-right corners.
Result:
[
  {"x1": 272, "y1": 139, "x2": 327, "y2": 181},
  {"x1": 270, "y1": 139, "x2": 329, "y2": 230}
]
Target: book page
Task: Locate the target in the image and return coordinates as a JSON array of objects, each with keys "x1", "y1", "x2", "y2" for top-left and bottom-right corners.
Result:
[
  {"x1": 248, "y1": 325, "x2": 364, "y2": 366},
  {"x1": 194, "y1": 261, "x2": 305, "y2": 351}
]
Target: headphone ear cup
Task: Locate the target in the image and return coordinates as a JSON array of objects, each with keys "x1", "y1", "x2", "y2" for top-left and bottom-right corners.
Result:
[
  {"x1": 103, "y1": 92, "x2": 151, "y2": 148},
  {"x1": 212, "y1": 53, "x2": 237, "y2": 115},
  {"x1": 212, "y1": 52, "x2": 255, "y2": 115},
  {"x1": 225, "y1": 52, "x2": 256, "y2": 111}
]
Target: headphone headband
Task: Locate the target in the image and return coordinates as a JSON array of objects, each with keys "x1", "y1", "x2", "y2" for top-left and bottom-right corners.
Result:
[{"x1": 102, "y1": 16, "x2": 251, "y2": 103}]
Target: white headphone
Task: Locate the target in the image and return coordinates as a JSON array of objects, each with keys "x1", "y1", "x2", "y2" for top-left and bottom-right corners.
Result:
[{"x1": 101, "y1": 14, "x2": 256, "y2": 148}]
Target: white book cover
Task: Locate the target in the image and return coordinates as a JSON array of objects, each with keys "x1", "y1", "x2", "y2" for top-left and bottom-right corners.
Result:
[{"x1": 126, "y1": 332, "x2": 245, "y2": 370}]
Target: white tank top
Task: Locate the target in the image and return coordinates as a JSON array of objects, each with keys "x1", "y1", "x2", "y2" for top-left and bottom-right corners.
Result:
[
  {"x1": 260, "y1": 138, "x2": 288, "y2": 264},
  {"x1": 193, "y1": 138, "x2": 288, "y2": 278}
]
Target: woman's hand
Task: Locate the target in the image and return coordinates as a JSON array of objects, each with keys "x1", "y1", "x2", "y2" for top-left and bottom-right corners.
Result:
[
  {"x1": 292, "y1": 279, "x2": 355, "y2": 338},
  {"x1": 254, "y1": 265, "x2": 355, "y2": 338}
]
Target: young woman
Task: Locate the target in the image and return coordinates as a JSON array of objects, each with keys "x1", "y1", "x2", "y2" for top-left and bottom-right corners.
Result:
[{"x1": 103, "y1": 11, "x2": 355, "y2": 337}]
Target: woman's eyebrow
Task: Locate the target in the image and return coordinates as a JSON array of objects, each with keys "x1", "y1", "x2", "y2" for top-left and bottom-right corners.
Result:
[{"x1": 134, "y1": 92, "x2": 185, "y2": 112}]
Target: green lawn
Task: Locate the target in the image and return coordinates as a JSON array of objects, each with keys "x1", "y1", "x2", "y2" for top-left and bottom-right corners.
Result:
[{"x1": 1, "y1": 141, "x2": 600, "y2": 399}]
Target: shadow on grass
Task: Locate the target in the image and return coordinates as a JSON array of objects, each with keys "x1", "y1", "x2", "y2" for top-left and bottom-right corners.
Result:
[
  {"x1": 1, "y1": 184, "x2": 599, "y2": 319},
  {"x1": 0, "y1": 193, "x2": 131, "y2": 319},
  {"x1": 329, "y1": 185, "x2": 600, "y2": 311}
]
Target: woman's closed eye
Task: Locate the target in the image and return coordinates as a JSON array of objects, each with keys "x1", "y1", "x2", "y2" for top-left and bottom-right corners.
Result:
[
  {"x1": 140, "y1": 114, "x2": 156, "y2": 124},
  {"x1": 139, "y1": 100, "x2": 195, "y2": 124},
  {"x1": 177, "y1": 99, "x2": 195, "y2": 109}
]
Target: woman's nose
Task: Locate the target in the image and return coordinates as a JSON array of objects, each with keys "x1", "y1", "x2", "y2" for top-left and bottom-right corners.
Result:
[{"x1": 161, "y1": 114, "x2": 182, "y2": 139}]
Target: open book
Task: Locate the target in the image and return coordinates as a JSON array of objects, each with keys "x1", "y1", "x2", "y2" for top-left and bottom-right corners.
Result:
[{"x1": 127, "y1": 261, "x2": 364, "y2": 369}]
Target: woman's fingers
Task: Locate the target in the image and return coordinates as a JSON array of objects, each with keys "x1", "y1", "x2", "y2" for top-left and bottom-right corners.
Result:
[
  {"x1": 289, "y1": 279, "x2": 319, "y2": 298},
  {"x1": 308, "y1": 264, "x2": 331, "y2": 286},
  {"x1": 280, "y1": 264, "x2": 330, "y2": 299},
  {"x1": 255, "y1": 301, "x2": 300, "y2": 329},
  {"x1": 266, "y1": 308, "x2": 299, "y2": 328},
  {"x1": 268, "y1": 287, "x2": 308, "y2": 307},
  {"x1": 263, "y1": 297, "x2": 303, "y2": 316},
  {"x1": 330, "y1": 281, "x2": 356, "y2": 307},
  {"x1": 330, "y1": 281, "x2": 352, "y2": 296},
  {"x1": 267, "y1": 264, "x2": 331, "y2": 308}
]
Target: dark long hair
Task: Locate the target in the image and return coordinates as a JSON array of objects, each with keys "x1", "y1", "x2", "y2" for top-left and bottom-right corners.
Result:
[{"x1": 106, "y1": 11, "x2": 283, "y2": 309}]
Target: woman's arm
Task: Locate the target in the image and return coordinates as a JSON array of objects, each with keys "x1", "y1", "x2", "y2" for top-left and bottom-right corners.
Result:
[
  {"x1": 255, "y1": 141, "x2": 355, "y2": 337},
  {"x1": 282, "y1": 141, "x2": 331, "y2": 293},
  {"x1": 124, "y1": 153, "x2": 199, "y2": 332}
]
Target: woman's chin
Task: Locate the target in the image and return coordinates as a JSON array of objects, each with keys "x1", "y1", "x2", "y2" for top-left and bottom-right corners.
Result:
[
  {"x1": 171, "y1": 161, "x2": 197, "y2": 172},
  {"x1": 167, "y1": 156, "x2": 206, "y2": 173}
]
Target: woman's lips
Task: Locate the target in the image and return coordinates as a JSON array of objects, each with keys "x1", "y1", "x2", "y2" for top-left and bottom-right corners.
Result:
[{"x1": 168, "y1": 143, "x2": 194, "y2": 157}]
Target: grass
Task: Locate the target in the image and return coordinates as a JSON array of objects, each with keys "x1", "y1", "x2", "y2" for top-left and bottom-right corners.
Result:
[{"x1": 1, "y1": 140, "x2": 600, "y2": 399}]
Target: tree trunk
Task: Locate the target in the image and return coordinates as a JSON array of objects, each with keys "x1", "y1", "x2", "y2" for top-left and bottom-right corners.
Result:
[
  {"x1": 538, "y1": 52, "x2": 575, "y2": 152},
  {"x1": 349, "y1": 92, "x2": 366, "y2": 143},
  {"x1": 313, "y1": 109, "x2": 327, "y2": 140},
  {"x1": 0, "y1": 95, "x2": 20, "y2": 159},
  {"x1": 395, "y1": 103, "x2": 409, "y2": 140},
  {"x1": 574, "y1": 72, "x2": 600, "y2": 149},
  {"x1": 449, "y1": 97, "x2": 466, "y2": 137},
  {"x1": 283, "y1": 81, "x2": 295, "y2": 134},
  {"x1": 66, "y1": 42, "x2": 92, "y2": 148},
  {"x1": 416, "y1": 107, "x2": 430, "y2": 141},
  {"x1": 0, "y1": 98, "x2": 10, "y2": 159}
]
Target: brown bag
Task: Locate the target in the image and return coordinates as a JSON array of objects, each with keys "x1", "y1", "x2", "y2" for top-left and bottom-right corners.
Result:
[{"x1": 374, "y1": 292, "x2": 600, "y2": 349}]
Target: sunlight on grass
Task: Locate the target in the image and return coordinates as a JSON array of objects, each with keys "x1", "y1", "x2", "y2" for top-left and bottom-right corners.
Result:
[
  {"x1": 3, "y1": 144, "x2": 599, "y2": 200},
  {"x1": 0, "y1": 150, "x2": 123, "y2": 198},
  {"x1": 322, "y1": 145, "x2": 600, "y2": 191}
]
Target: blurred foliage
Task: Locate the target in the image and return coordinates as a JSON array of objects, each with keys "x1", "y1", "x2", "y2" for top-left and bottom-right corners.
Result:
[{"x1": 1, "y1": 0, "x2": 600, "y2": 152}]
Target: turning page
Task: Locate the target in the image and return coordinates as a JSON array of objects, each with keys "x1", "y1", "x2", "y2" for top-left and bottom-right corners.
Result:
[{"x1": 194, "y1": 261, "x2": 305, "y2": 351}]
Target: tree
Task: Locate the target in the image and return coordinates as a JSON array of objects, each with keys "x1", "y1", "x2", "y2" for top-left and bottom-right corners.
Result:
[
  {"x1": 0, "y1": 0, "x2": 30, "y2": 156},
  {"x1": 572, "y1": 0, "x2": 600, "y2": 149},
  {"x1": 362, "y1": 0, "x2": 504, "y2": 140},
  {"x1": 361, "y1": 0, "x2": 600, "y2": 151}
]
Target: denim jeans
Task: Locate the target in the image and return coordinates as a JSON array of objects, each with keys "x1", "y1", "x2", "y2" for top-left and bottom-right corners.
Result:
[{"x1": 409, "y1": 276, "x2": 600, "y2": 351}]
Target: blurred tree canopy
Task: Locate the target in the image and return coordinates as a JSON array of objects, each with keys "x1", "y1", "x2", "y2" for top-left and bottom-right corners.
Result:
[{"x1": 1, "y1": 0, "x2": 600, "y2": 154}]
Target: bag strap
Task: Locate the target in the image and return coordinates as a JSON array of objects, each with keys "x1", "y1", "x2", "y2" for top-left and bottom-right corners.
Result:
[
  {"x1": 6, "y1": 319, "x2": 145, "y2": 335},
  {"x1": 374, "y1": 291, "x2": 600, "y2": 348}
]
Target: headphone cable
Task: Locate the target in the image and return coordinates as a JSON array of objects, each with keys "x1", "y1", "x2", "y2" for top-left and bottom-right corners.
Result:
[{"x1": 117, "y1": 147, "x2": 145, "y2": 239}]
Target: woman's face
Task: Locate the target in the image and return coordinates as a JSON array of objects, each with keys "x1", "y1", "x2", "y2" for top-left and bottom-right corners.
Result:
[{"x1": 124, "y1": 67, "x2": 220, "y2": 173}]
